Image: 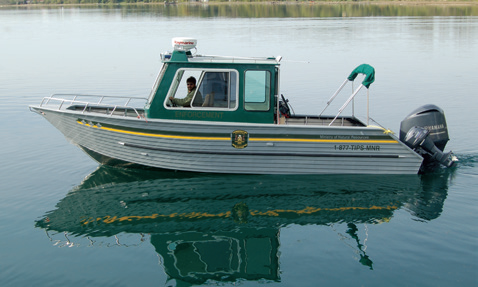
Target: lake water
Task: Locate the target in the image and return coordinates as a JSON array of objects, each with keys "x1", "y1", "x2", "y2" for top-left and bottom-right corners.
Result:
[{"x1": 1, "y1": 4, "x2": 477, "y2": 287}]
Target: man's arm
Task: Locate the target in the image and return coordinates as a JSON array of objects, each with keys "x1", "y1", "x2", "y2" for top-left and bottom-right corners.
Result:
[{"x1": 171, "y1": 89, "x2": 195, "y2": 107}]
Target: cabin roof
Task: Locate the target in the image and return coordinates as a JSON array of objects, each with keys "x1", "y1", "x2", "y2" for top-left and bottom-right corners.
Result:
[
  {"x1": 161, "y1": 51, "x2": 281, "y2": 65},
  {"x1": 190, "y1": 54, "x2": 281, "y2": 64}
]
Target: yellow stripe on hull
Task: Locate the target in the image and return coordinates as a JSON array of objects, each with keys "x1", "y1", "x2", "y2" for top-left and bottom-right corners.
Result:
[{"x1": 77, "y1": 120, "x2": 397, "y2": 145}]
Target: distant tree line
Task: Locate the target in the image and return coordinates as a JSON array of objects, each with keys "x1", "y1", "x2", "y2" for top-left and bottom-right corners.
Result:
[
  {"x1": 0, "y1": 0, "x2": 360, "y2": 5},
  {"x1": 1, "y1": 0, "x2": 472, "y2": 5},
  {"x1": 2, "y1": 0, "x2": 475, "y2": 17},
  {"x1": 2, "y1": 0, "x2": 164, "y2": 4},
  {"x1": 4, "y1": 0, "x2": 273, "y2": 4}
]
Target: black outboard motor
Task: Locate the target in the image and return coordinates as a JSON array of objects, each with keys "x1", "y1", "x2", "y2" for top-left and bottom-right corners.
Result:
[{"x1": 400, "y1": 104, "x2": 456, "y2": 171}]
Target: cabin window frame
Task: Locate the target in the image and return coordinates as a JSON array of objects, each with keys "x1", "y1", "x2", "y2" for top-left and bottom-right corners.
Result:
[
  {"x1": 146, "y1": 63, "x2": 168, "y2": 108},
  {"x1": 244, "y1": 69, "x2": 272, "y2": 112},
  {"x1": 164, "y1": 68, "x2": 239, "y2": 111}
]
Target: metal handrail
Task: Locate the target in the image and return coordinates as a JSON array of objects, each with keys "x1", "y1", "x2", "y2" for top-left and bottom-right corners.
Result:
[{"x1": 39, "y1": 94, "x2": 148, "y2": 119}]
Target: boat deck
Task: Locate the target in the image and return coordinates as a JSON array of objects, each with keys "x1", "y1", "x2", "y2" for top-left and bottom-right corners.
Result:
[
  {"x1": 65, "y1": 105, "x2": 364, "y2": 127},
  {"x1": 283, "y1": 115, "x2": 365, "y2": 127},
  {"x1": 35, "y1": 93, "x2": 367, "y2": 127},
  {"x1": 64, "y1": 105, "x2": 364, "y2": 127}
]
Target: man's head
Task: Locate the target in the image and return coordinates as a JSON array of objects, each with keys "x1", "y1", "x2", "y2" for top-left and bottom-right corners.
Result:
[{"x1": 186, "y1": 76, "x2": 196, "y2": 91}]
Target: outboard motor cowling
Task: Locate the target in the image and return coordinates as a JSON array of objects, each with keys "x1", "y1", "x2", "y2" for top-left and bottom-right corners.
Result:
[{"x1": 400, "y1": 104, "x2": 457, "y2": 170}]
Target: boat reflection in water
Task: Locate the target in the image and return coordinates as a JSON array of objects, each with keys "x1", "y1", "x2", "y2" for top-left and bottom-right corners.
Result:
[{"x1": 35, "y1": 166, "x2": 454, "y2": 285}]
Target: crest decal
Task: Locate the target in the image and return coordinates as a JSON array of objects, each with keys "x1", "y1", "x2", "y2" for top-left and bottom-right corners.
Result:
[{"x1": 232, "y1": 130, "x2": 248, "y2": 149}]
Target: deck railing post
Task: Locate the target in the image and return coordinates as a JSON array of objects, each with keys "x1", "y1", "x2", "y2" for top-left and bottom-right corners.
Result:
[
  {"x1": 275, "y1": 95, "x2": 280, "y2": 125},
  {"x1": 367, "y1": 88, "x2": 370, "y2": 126}
]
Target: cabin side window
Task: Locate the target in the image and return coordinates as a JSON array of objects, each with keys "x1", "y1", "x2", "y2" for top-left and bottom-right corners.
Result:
[
  {"x1": 244, "y1": 70, "x2": 271, "y2": 111},
  {"x1": 165, "y1": 69, "x2": 238, "y2": 110}
]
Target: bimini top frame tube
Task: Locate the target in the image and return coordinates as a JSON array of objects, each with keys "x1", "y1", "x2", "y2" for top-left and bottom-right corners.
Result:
[{"x1": 320, "y1": 64, "x2": 376, "y2": 126}]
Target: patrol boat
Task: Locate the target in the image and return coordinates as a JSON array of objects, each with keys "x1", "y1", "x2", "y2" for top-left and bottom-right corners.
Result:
[{"x1": 29, "y1": 38, "x2": 456, "y2": 174}]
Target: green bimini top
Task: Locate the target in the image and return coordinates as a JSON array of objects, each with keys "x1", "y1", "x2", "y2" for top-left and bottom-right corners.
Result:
[{"x1": 347, "y1": 64, "x2": 375, "y2": 89}]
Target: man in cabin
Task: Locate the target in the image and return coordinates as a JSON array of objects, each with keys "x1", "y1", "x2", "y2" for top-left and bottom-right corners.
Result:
[{"x1": 169, "y1": 76, "x2": 202, "y2": 107}]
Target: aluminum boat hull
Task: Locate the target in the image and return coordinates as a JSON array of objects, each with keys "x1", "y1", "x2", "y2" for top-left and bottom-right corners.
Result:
[{"x1": 31, "y1": 106, "x2": 423, "y2": 174}]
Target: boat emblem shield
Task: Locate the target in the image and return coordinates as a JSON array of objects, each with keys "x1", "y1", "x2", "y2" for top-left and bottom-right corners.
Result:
[{"x1": 231, "y1": 130, "x2": 248, "y2": 149}]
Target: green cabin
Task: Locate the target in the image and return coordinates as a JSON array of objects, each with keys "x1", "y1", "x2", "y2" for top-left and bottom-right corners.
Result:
[{"x1": 144, "y1": 38, "x2": 281, "y2": 124}]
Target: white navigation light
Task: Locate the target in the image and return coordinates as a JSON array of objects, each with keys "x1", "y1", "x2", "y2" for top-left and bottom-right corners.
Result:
[{"x1": 172, "y1": 37, "x2": 197, "y2": 52}]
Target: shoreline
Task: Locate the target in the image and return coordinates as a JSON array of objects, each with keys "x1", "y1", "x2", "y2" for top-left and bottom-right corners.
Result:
[{"x1": 2, "y1": 1, "x2": 478, "y2": 8}]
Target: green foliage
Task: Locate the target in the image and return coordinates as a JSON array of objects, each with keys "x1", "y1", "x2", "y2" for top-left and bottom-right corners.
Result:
[{"x1": 2, "y1": 0, "x2": 477, "y2": 5}]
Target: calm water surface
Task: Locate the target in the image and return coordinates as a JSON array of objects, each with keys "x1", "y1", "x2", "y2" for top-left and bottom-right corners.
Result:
[{"x1": 1, "y1": 5, "x2": 477, "y2": 287}]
